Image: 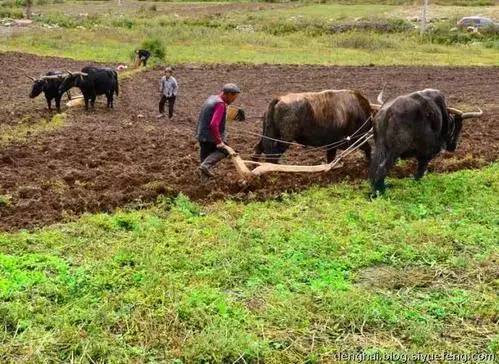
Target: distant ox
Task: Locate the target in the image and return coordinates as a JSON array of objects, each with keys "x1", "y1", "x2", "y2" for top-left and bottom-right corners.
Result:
[
  {"x1": 58, "y1": 66, "x2": 119, "y2": 110},
  {"x1": 28, "y1": 71, "x2": 69, "y2": 113}
]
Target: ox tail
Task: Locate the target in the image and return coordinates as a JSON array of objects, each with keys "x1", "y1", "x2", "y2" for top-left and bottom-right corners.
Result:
[
  {"x1": 114, "y1": 71, "x2": 119, "y2": 96},
  {"x1": 266, "y1": 98, "x2": 279, "y2": 128},
  {"x1": 368, "y1": 138, "x2": 394, "y2": 195}
]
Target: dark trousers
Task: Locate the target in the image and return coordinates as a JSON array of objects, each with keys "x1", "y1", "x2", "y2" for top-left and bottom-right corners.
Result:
[
  {"x1": 199, "y1": 141, "x2": 228, "y2": 164},
  {"x1": 159, "y1": 95, "x2": 176, "y2": 118},
  {"x1": 140, "y1": 56, "x2": 148, "y2": 66}
]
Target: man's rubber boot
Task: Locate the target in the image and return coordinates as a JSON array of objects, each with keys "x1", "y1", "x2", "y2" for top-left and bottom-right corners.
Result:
[{"x1": 199, "y1": 165, "x2": 214, "y2": 178}]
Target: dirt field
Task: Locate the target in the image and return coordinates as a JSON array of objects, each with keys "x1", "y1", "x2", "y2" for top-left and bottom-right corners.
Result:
[
  {"x1": 0, "y1": 52, "x2": 497, "y2": 231},
  {"x1": 32, "y1": 0, "x2": 292, "y2": 18}
]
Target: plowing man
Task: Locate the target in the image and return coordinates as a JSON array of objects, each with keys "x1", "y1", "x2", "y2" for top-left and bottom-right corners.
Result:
[{"x1": 196, "y1": 83, "x2": 241, "y2": 182}]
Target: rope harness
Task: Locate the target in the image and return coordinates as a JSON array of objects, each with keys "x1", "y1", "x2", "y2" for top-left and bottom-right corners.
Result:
[{"x1": 227, "y1": 113, "x2": 374, "y2": 163}]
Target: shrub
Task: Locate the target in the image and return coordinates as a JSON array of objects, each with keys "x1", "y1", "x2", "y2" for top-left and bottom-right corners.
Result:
[
  {"x1": 331, "y1": 19, "x2": 413, "y2": 33},
  {"x1": 0, "y1": 195, "x2": 12, "y2": 208},
  {"x1": 111, "y1": 16, "x2": 134, "y2": 29},
  {"x1": 0, "y1": 7, "x2": 23, "y2": 18},
  {"x1": 332, "y1": 32, "x2": 397, "y2": 50},
  {"x1": 141, "y1": 37, "x2": 166, "y2": 60},
  {"x1": 425, "y1": 23, "x2": 498, "y2": 45}
]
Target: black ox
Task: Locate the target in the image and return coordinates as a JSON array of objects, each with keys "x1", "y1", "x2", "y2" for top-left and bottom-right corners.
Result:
[
  {"x1": 59, "y1": 66, "x2": 119, "y2": 110},
  {"x1": 253, "y1": 90, "x2": 379, "y2": 163},
  {"x1": 28, "y1": 71, "x2": 70, "y2": 113},
  {"x1": 369, "y1": 88, "x2": 483, "y2": 194}
]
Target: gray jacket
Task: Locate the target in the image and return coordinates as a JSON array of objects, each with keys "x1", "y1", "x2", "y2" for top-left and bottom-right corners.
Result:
[
  {"x1": 196, "y1": 95, "x2": 227, "y2": 143},
  {"x1": 160, "y1": 76, "x2": 178, "y2": 97}
]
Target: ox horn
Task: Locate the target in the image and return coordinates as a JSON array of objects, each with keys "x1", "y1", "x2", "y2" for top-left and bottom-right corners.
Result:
[
  {"x1": 40, "y1": 74, "x2": 67, "y2": 80},
  {"x1": 376, "y1": 90, "x2": 384, "y2": 104},
  {"x1": 377, "y1": 83, "x2": 387, "y2": 104},
  {"x1": 70, "y1": 72, "x2": 88, "y2": 76},
  {"x1": 14, "y1": 66, "x2": 36, "y2": 81},
  {"x1": 370, "y1": 103, "x2": 382, "y2": 111},
  {"x1": 448, "y1": 107, "x2": 483, "y2": 119}
]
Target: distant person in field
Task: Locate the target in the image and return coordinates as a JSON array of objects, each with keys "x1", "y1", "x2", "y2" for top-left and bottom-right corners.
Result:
[
  {"x1": 196, "y1": 83, "x2": 241, "y2": 182},
  {"x1": 157, "y1": 67, "x2": 178, "y2": 119},
  {"x1": 135, "y1": 49, "x2": 151, "y2": 67}
]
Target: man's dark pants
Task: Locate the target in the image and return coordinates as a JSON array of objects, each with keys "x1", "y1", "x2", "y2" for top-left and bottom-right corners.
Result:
[
  {"x1": 159, "y1": 95, "x2": 176, "y2": 118},
  {"x1": 199, "y1": 141, "x2": 228, "y2": 171}
]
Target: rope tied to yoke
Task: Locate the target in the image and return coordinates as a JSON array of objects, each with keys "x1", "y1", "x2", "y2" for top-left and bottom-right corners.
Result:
[
  {"x1": 225, "y1": 128, "x2": 375, "y2": 180},
  {"x1": 227, "y1": 113, "x2": 374, "y2": 160},
  {"x1": 229, "y1": 114, "x2": 373, "y2": 150}
]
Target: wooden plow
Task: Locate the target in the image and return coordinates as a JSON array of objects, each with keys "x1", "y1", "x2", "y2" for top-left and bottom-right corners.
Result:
[{"x1": 224, "y1": 129, "x2": 374, "y2": 181}]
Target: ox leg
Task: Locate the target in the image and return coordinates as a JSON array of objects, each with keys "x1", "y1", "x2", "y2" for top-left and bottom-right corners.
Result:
[
  {"x1": 360, "y1": 142, "x2": 371, "y2": 162},
  {"x1": 84, "y1": 97, "x2": 89, "y2": 110},
  {"x1": 252, "y1": 140, "x2": 263, "y2": 161},
  {"x1": 369, "y1": 146, "x2": 395, "y2": 195},
  {"x1": 414, "y1": 157, "x2": 431, "y2": 180},
  {"x1": 90, "y1": 95, "x2": 96, "y2": 109},
  {"x1": 266, "y1": 143, "x2": 289, "y2": 164},
  {"x1": 46, "y1": 96, "x2": 52, "y2": 111},
  {"x1": 55, "y1": 96, "x2": 61, "y2": 113},
  {"x1": 106, "y1": 92, "x2": 113, "y2": 108},
  {"x1": 326, "y1": 148, "x2": 337, "y2": 163}
]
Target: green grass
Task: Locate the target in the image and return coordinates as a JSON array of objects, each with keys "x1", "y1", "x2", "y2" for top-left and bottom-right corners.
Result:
[
  {"x1": 0, "y1": 164, "x2": 498, "y2": 362},
  {"x1": 2, "y1": 24, "x2": 499, "y2": 66},
  {"x1": 0, "y1": 113, "x2": 67, "y2": 147},
  {"x1": 1, "y1": 2, "x2": 498, "y2": 65}
]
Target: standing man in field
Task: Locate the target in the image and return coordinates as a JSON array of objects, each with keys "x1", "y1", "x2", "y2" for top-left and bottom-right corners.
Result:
[
  {"x1": 157, "y1": 67, "x2": 178, "y2": 119},
  {"x1": 196, "y1": 83, "x2": 241, "y2": 181}
]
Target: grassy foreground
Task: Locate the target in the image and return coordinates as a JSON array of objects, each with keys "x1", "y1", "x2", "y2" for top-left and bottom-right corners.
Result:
[{"x1": 0, "y1": 164, "x2": 498, "y2": 362}]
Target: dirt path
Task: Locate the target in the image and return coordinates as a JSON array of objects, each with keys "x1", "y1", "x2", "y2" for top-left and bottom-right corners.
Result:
[{"x1": 0, "y1": 52, "x2": 497, "y2": 231}]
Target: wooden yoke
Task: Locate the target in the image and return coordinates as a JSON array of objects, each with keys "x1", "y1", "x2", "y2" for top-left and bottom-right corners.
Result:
[
  {"x1": 224, "y1": 130, "x2": 372, "y2": 181},
  {"x1": 223, "y1": 145, "x2": 255, "y2": 180},
  {"x1": 223, "y1": 145, "x2": 344, "y2": 181}
]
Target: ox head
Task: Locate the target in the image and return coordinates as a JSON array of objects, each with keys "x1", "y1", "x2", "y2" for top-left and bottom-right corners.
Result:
[
  {"x1": 445, "y1": 107, "x2": 483, "y2": 151},
  {"x1": 28, "y1": 73, "x2": 66, "y2": 98},
  {"x1": 29, "y1": 79, "x2": 46, "y2": 98},
  {"x1": 253, "y1": 115, "x2": 288, "y2": 163},
  {"x1": 58, "y1": 71, "x2": 87, "y2": 96},
  {"x1": 24, "y1": 72, "x2": 46, "y2": 99}
]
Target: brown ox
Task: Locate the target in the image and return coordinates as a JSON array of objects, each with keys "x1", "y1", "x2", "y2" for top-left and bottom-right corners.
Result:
[{"x1": 253, "y1": 90, "x2": 377, "y2": 163}]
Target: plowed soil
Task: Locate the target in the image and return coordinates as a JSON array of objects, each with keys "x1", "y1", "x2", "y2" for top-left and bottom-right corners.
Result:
[{"x1": 0, "y1": 52, "x2": 497, "y2": 231}]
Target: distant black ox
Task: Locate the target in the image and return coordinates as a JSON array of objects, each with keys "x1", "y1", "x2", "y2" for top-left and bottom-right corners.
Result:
[
  {"x1": 254, "y1": 90, "x2": 378, "y2": 163},
  {"x1": 369, "y1": 89, "x2": 483, "y2": 194},
  {"x1": 59, "y1": 66, "x2": 119, "y2": 109},
  {"x1": 28, "y1": 71, "x2": 69, "y2": 113}
]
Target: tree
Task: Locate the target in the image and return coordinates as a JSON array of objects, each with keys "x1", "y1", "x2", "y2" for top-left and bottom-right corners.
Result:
[
  {"x1": 420, "y1": 0, "x2": 428, "y2": 35},
  {"x1": 26, "y1": 0, "x2": 33, "y2": 20}
]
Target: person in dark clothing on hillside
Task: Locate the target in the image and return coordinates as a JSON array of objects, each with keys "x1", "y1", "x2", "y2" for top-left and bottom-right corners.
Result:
[
  {"x1": 135, "y1": 49, "x2": 151, "y2": 67},
  {"x1": 196, "y1": 83, "x2": 241, "y2": 181}
]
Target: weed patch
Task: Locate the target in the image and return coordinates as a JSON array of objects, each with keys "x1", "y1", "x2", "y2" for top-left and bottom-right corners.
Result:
[{"x1": 0, "y1": 113, "x2": 66, "y2": 146}]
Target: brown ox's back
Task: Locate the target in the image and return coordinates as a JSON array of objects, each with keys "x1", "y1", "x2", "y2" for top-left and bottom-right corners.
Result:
[{"x1": 277, "y1": 90, "x2": 370, "y2": 128}]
